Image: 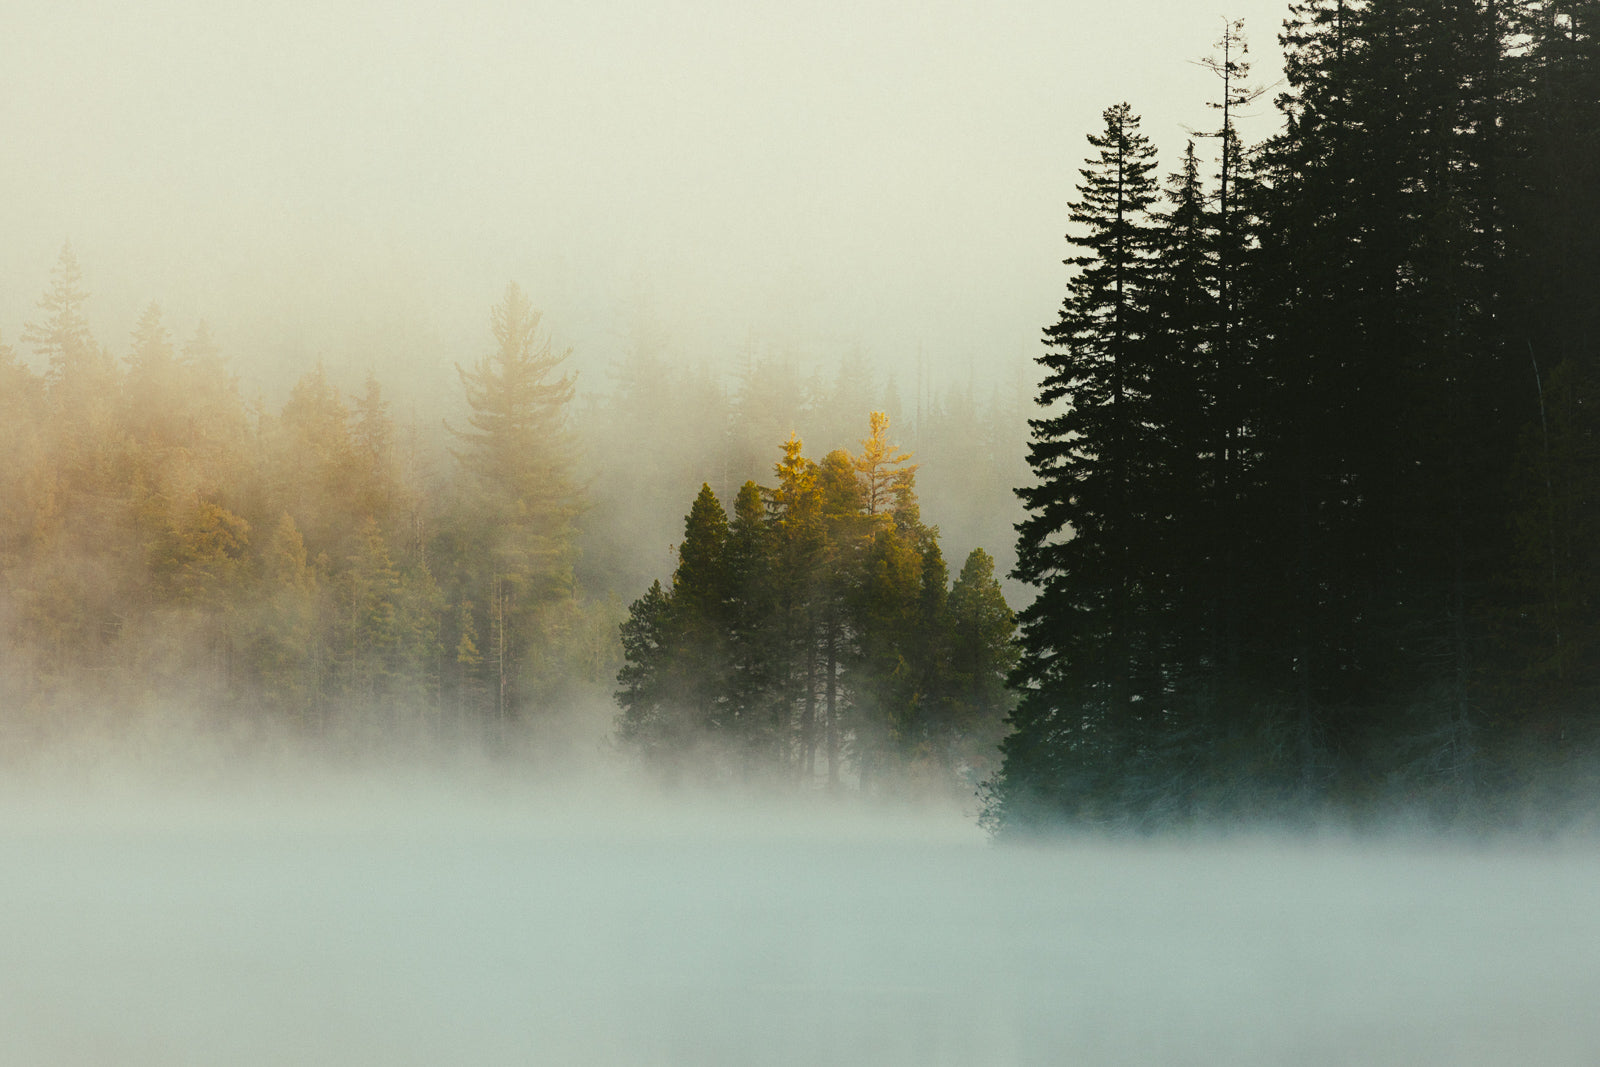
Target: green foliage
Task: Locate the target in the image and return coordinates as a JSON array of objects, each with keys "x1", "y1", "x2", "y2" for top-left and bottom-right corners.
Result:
[
  {"x1": 994, "y1": 2, "x2": 1600, "y2": 834},
  {"x1": 613, "y1": 416, "x2": 1017, "y2": 793}
]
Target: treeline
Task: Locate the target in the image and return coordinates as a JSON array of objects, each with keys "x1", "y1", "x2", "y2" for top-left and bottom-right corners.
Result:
[
  {"x1": 0, "y1": 253, "x2": 602, "y2": 742},
  {"x1": 579, "y1": 340, "x2": 1031, "y2": 611},
  {"x1": 615, "y1": 415, "x2": 1016, "y2": 791},
  {"x1": 0, "y1": 244, "x2": 1028, "y2": 776},
  {"x1": 994, "y1": 2, "x2": 1600, "y2": 831}
]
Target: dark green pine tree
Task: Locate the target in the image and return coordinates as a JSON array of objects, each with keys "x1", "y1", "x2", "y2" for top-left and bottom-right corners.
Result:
[
  {"x1": 724, "y1": 480, "x2": 782, "y2": 767},
  {"x1": 671, "y1": 483, "x2": 733, "y2": 736},
  {"x1": 1135, "y1": 140, "x2": 1230, "y2": 813},
  {"x1": 999, "y1": 102, "x2": 1163, "y2": 828},
  {"x1": 616, "y1": 484, "x2": 738, "y2": 779},
  {"x1": 616, "y1": 579, "x2": 676, "y2": 757},
  {"x1": 1197, "y1": 19, "x2": 1266, "y2": 718},
  {"x1": 1248, "y1": 0, "x2": 1376, "y2": 795},
  {"x1": 943, "y1": 548, "x2": 1018, "y2": 785},
  {"x1": 1246, "y1": 0, "x2": 1522, "y2": 803},
  {"x1": 814, "y1": 449, "x2": 869, "y2": 788},
  {"x1": 1509, "y1": 1, "x2": 1600, "y2": 379},
  {"x1": 1501, "y1": 1, "x2": 1600, "y2": 760}
]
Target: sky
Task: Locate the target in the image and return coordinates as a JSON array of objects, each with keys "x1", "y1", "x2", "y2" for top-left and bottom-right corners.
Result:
[{"x1": 0, "y1": 0, "x2": 1293, "y2": 404}]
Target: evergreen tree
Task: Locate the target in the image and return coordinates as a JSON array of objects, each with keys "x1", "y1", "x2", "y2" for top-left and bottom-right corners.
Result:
[
  {"x1": 1001, "y1": 102, "x2": 1163, "y2": 827},
  {"x1": 724, "y1": 480, "x2": 781, "y2": 766},
  {"x1": 671, "y1": 484, "x2": 734, "y2": 736},
  {"x1": 816, "y1": 449, "x2": 869, "y2": 787},
  {"x1": 124, "y1": 302, "x2": 180, "y2": 446},
  {"x1": 243, "y1": 513, "x2": 320, "y2": 726},
  {"x1": 945, "y1": 548, "x2": 1019, "y2": 781},
  {"x1": 616, "y1": 579, "x2": 677, "y2": 757},
  {"x1": 853, "y1": 411, "x2": 917, "y2": 519},
  {"x1": 613, "y1": 419, "x2": 1010, "y2": 795},
  {"x1": 22, "y1": 242, "x2": 95, "y2": 389},
  {"x1": 445, "y1": 283, "x2": 582, "y2": 725}
]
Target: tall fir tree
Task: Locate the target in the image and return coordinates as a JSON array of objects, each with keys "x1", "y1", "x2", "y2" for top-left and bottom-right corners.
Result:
[
  {"x1": 1001, "y1": 102, "x2": 1163, "y2": 826},
  {"x1": 445, "y1": 283, "x2": 582, "y2": 726}
]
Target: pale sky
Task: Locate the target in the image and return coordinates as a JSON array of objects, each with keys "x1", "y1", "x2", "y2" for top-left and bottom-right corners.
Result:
[{"x1": 0, "y1": 0, "x2": 1291, "y2": 404}]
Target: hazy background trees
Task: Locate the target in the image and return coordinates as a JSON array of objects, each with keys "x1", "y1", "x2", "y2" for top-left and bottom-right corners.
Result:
[{"x1": 0, "y1": 248, "x2": 1029, "y2": 786}]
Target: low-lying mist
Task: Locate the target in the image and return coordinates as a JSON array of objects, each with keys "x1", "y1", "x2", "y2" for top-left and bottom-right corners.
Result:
[{"x1": 3, "y1": 720, "x2": 1598, "y2": 1066}]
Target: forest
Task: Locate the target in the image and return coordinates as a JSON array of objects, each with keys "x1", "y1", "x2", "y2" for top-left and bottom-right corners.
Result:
[
  {"x1": 994, "y1": 0, "x2": 1600, "y2": 831},
  {"x1": 2, "y1": 0, "x2": 1598, "y2": 834},
  {"x1": 614, "y1": 420, "x2": 1016, "y2": 791},
  {"x1": 0, "y1": 246, "x2": 1026, "y2": 790}
]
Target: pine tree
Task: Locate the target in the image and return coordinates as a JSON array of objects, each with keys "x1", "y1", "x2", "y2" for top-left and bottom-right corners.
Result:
[
  {"x1": 446, "y1": 283, "x2": 583, "y2": 723},
  {"x1": 945, "y1": 548, "x2": 1019, "y2": 782},
  {"x1": 22, "y1": 242, "x2": 95, "y2": 389},
  {"x1": 724, "y1": 480, "x2": 780, "y2": 765},
  {"x1": 816, "y1": 449, "x2": 868, "y2": 787},
  {"x1": 124, "y1": 302, "x2": 180, "y2": 446},
  {"x1": 616, "y1": 579, "x2": 677, "y2": 757},
  {"x1": 1000, "y1": 102, "x2": 1163, "y2": 827},
  {"x1": 1246, "y1": 0, "x2": 1521, "y2": 800},
  {"x1": 341, "y1": 516, "x2": 402, "y2": 705},
  {"x1": 0, "y1": 335, "x2": 47, "y2": 573},
  {"x1": 274, "y1": 362, "x2": 359, "y2": 557},
  {"x1": 765, "y1": 435, "x2": 824, "y2": 777},
  {"x1": 672, "y1": 484, "x2": 733, "y2": 736},
  {"x1": 612, "y1": 420, "x2": 1007, "y2": 795},
  {"x1": 243, "y1": 513, "x2": 320, "y2": 726}
]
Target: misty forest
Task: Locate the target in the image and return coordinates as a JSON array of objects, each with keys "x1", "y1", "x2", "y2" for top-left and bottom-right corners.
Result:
[{"x1": 3, "y1": 0, "x2": 1600, "y2": 839}]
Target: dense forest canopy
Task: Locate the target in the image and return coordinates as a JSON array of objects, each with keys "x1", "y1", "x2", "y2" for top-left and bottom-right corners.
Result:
[{"x1": 993, "y1": 0, "x2": 1600, "y2": 832}]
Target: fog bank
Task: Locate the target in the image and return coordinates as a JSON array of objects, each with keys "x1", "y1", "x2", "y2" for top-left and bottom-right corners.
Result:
[{"x1": 2, "y1": 767, "x2": 1596, "y2": 1065}]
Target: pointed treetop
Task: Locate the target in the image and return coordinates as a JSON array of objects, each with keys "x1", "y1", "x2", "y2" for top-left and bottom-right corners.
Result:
[
  {"x1": 452, "y1": 282, "x2": 577, "y2": 496},
  {"x1": 853, "y1": 411, "x2": 918, "y2": 519},
  {"x1": 22, "y1": 240, "x2": 94, "y2": 382},
  {"x1": 185, "y1": 321, "x2": 221, "y2": 364},
  {"x1": 129, "y1": 302, "x2": 174, "y2": 373}
]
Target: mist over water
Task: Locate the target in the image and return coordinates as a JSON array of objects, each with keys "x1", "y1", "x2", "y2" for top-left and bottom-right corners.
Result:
[
  {"x1": 3, "y1": 739, "x2": 1597, "y2": 1066},
  {"x1": 5, "y1": 1, "x2": 1599, "y2": 1060}
]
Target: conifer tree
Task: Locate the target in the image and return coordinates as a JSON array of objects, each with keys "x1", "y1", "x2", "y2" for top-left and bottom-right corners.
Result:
[
  {"x1": 613, "y1": 419, "x2": 1009, "y2": 794},
  {"x1": 616, "y1": 579, "x2": 677, "y2": 757},
  {"x1": 244, "y1": 513, "x2": 320, "y2": 725},
  {"x1": 124, "y1": 302, "x2": 180, "y2": 446},
  {"x1": 724, "y1": 480, "x2": 780, "y2": 764},
  {"x1": 672, "y1": 484, "x2": 733, "y2": 734},
  {"x1": 1001, "y1": 102, "x2": 1162, "y2": 825},
  {"x1": 853, "y1": 411, "x2": 917, "y2": 519},
  {"x1": 945, "y1": 548, "x2": 1019, "y2": 777},
  {"x1": 22, "y1": 242, "x2": 95, "y2": 389},
  {"x1": 446, "y1": 283, "x2": 582, "y2": 723}
]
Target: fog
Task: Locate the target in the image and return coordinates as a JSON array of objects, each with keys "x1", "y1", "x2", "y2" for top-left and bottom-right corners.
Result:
[
  {"x1": 3, "y1": 752, "x2": 1598, "y2": 1065},
  {"x1": 0, "y1": 0, "x2": 1299, "y2": 615},
  {"x1": 1, "y1": 0, "x2": 1290, "y2": 403},
  {"x1": 11, "y1": 3, "x2": 1596, "y2": 1060}
]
